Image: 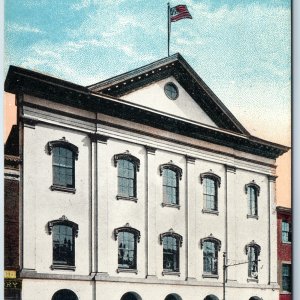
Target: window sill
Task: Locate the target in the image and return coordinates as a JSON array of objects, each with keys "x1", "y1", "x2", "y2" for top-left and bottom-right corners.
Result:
[
  {"x1": 50, "y1": 185, "x2": 76, "y2": 194},
  {"x1": 51, "y1": 264, "x2": 76, "y2": 271},
  {"x1": 162, "y1": 271, "x2": 180, "y2": 276},
  {"x1": 202, "y1": 274, "x2": 219, "y2": 279},
  {"x1": 247, "y1": 214, "x2": 259, "y2": 220},
  {"x1": 202, "y1": 209, "x2": 219, "y2": 215},
  {"x1": 247, "y1": 278, "x2": 258, "y2": 283},
  {"x1": 116, "y1": 195, "x2": 138, "y2": 202},
  {"x1": 280, "y1": 291, "x2": 292, "y2": 294},
  {"x1": 117, "y1": 268, "x2": 138, "y2": 274},
  {"x1": 162, "y1": 203, "x2": 180, "y2": 209},
  {"x1": 282, "y1": 241, "x2": 292, "y2": 244}
]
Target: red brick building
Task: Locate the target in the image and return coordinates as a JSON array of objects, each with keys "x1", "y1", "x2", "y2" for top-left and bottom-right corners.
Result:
[
  {"x1": 277, "y1": 206, "x2": 292, "y2": 300},
  {"x1": 4, "y1": 126, "x2": 21, "y2": 300}
]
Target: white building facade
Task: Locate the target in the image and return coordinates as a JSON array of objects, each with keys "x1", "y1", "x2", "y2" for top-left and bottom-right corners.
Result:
[{"x1": 4, "y1": 53, "x2": 288, "y2": 300}]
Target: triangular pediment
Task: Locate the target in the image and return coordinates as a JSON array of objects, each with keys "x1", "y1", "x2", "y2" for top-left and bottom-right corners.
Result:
[
  {"x1": 121, "y1": 76, "x2": 218, "y2": 127},
  {"x1": 89, "y1": 53, "x2": 249, "y2": 134}
]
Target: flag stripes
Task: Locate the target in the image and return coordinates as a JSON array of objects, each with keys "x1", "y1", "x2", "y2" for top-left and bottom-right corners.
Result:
[{"x1": 170, "y1": 4, "x2": 192, "y2": 22}]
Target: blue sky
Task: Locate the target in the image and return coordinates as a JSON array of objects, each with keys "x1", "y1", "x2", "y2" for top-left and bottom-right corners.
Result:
[{"x1": 4, "y1": 0, "x2": 291, "y2": 145}]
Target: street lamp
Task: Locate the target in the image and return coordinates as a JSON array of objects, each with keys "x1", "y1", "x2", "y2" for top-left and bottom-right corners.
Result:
[{"x1": 222, "y1": 252, "x2": 260, "y2": 300}]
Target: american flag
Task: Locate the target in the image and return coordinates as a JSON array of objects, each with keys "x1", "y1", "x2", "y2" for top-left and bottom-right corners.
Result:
[{"x1": 170, "y1": 5, "x2": 192, "y2": 22}]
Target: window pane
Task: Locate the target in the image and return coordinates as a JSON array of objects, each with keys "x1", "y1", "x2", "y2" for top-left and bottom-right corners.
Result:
[
  {"x1": 53, "y1": 147, "x2": 74, "y2": 187},
  {"x1": 203, "y1": 241, "x2": 218, "y2": 275},
  {"x1": 118, "y1": 232, "x2": 136, "y2": 269},
  {"x1": 282, "y1": 221, "x2": 291, "y2": 243},
  {"x1": 53, "y1": 224, "x2": 74, "y2": 266},
  {"x1": 118, "y1": 160, "x2": 136, "y2": 197},
  {"x1": 203, "y1": 178, "x2": 217, "y2": 211},
  {"x1": 282, "y1": 264, "x2": 292, "y2": 292},
  {"x1": 248, "y1": 187, "x2": 257, "y2": 216},
  {"x1": 163, "y1": 169, "x2": 178, "y2": 205},
  {"x1": 248, "y1": 246, "x2": 258, "y2": 278},
  {"x1": 163, "y1": 236, "x2": 179, "y2": 271}
]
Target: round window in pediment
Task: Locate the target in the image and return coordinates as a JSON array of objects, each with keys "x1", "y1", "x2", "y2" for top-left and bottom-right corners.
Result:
[{"x1": 164, "y1": 82, "x2": 179, "y2": 100}]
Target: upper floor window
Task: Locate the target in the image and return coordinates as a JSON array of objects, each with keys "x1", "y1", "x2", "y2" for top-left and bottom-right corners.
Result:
[
  {"x1": 48, "y1": 215, "x2": 78, "y2": 270},
  {"x1": 245, "y1": 241, "x2": 261, "y2": 280},
  {"x1": 114, "y1": 151, "x2": 140, "y2": 201},
  {"x1": 200, "y1": 234, "x2": 221, "y2": 277},
  {"x1": 160, "y1": 161, "x2": 182, "y2": 208},
  {"x1": 245, "y1": 181, "x2": 260, "y2": 218},
  {"x1": 47, "y1": 137, "x2": 78, "y2": 193},
  {"x1": 160, "y1": 229, "x2": 183, "y2": 274},
  {"x1": 282, "y1": 220, "x2": 292, "y2": 243},
  {"x1": 200, "y1": 172, "x2": 221, "y2": 214},
  {"x1": 114, "y1": 223, "x2": 140, "y2": 273},
  {"x1": 282, "y1": 263, "x2": 292, "y2": 292}
]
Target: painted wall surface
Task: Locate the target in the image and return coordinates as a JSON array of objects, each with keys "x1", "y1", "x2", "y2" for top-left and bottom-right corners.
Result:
[
  {"x1": 18, "y1": 95, "x2": 279, "y2": 299},
  {"x1": 122, "y1": 77, "x2": 217, "y2": 127}
]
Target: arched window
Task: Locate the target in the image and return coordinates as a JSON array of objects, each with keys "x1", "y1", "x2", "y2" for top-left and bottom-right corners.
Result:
[
  {"x1": 114, "y1": 151, "x2": 140, "y2": 201},
  {"x1": 165, "y1": 294, "x2": 182, "y2": 300},
  {"x1": 48, "y1": 216, "x2": 78, "y2": 270},
  {"x1": 160, "y1": 229, "x2": 183, "y2": 274},
  {"x1": 204, "y1": 295, "x2": 219, "y2": 300},
  {"x1": 245, "y1": 241, "x2": 261, "y2": 280},
  {"x1": 200, "y1": 172, "x2": 221, "y2": 214},
  {"x1": 245, "y1": 181, "x2": 260, "y2": 218},
  {"x1": 114, "y1": 224, "x2": 140, "y2": 272},
  {"x1": 200, "y1": 234, "x2": 221, "y2": 277},
  {"x1": 120, "y1": 292, "x2": 142, "y2": 300},
  {"x1": 249, "y1": 297, "x2": 262, "y2": 300},
  {"x1": 160, "y1": 161, "x2": 182, "y2": 208},
  {"x1": 52, "y1": 289, "x2": 78, "y2": 300},
  {"x1": 47, "y1": 137, "x2": 78, "y2": 193}
]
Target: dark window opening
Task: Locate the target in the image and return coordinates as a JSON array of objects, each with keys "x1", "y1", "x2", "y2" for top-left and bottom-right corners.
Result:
[
  {"x1": 163, "y1": 168, "x2": 179, "y2": 205},
  {"x1": 118, "y1": 231, "x2": 137, "y2": 269},
  {"x1": 163, "y1": 236, "x2": 179, "y2": 272},
  {"x1": 118, "y1": 159, "x2": 136, "y2": 198}
]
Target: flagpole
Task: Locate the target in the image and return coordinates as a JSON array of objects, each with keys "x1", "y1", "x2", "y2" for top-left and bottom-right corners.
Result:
[{"x1": 167, "y1": 2, "x2": 170, "y2": 57}]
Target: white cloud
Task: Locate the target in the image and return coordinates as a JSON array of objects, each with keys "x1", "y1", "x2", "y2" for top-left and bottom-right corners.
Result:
[{"x1": 7, "y1": 22, "x2": 43, "y2": 34}]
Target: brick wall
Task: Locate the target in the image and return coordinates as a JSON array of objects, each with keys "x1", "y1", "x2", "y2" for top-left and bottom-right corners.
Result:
[{"x1": 4, "y1": 178, "x2": 19, "y2": 269}]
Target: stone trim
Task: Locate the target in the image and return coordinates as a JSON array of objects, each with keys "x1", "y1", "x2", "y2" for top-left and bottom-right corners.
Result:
[
  {"x1": 114, "y1": 150, "x2": 140, "y2": 171},
  {"x1": 117, "y1": 268, "x2": 138, "y2": 274},
  {"x1": 50, "y1": 185, "x2": 76, "y2": 193},
  {"x1": 116, "y1": 195, "x2": 138, "y2": 202},
  {"x1": 200, "y1": 171, "x2": 221, "y2": 187},
  {"x1": 113, "y1": 223, "x2": 141, "y2": 242},
  {"x1": 200, "y1": 234, "x2": 222, "y2": 251},
  {"x1": 159, "y1": 161, "x2": 183, "y2": 180},
  {"x1": 202, "y1": 209, "x2": 219, "y2": 215},
  {"x1": 161, "y1": 203, "x2": 180, "y2": 209},
  {"x1": 245, "y1": 180, "x2": 260, "y2": 196},
  {"x1": 47, "y1": 215, "x2": 79, "y2": 237},
  {"x1": 47, "y1": 137, "x2": 79, "y2": 160},
  {"x1": 160, "y1": 229, "x2": 183, "y2": 247},
  {"x1": 162, "y1": 271, "x2": 180, "y2": 276}
]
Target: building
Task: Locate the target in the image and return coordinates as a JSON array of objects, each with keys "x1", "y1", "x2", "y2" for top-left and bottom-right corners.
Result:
[
  {"x1": 4, "y1": 125, "x2": 21, "y2": 299},
  {"x1": 277, "y1": 206, "x2": 292, "y2": 300},
  {"x1": 4, "y1": 53, "x2": 289, "y2": 300}
]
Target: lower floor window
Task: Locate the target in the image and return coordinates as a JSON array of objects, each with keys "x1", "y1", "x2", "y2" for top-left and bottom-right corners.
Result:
[{"x1": 282, "y1": 264, "x2": 292, "y2": 292}]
